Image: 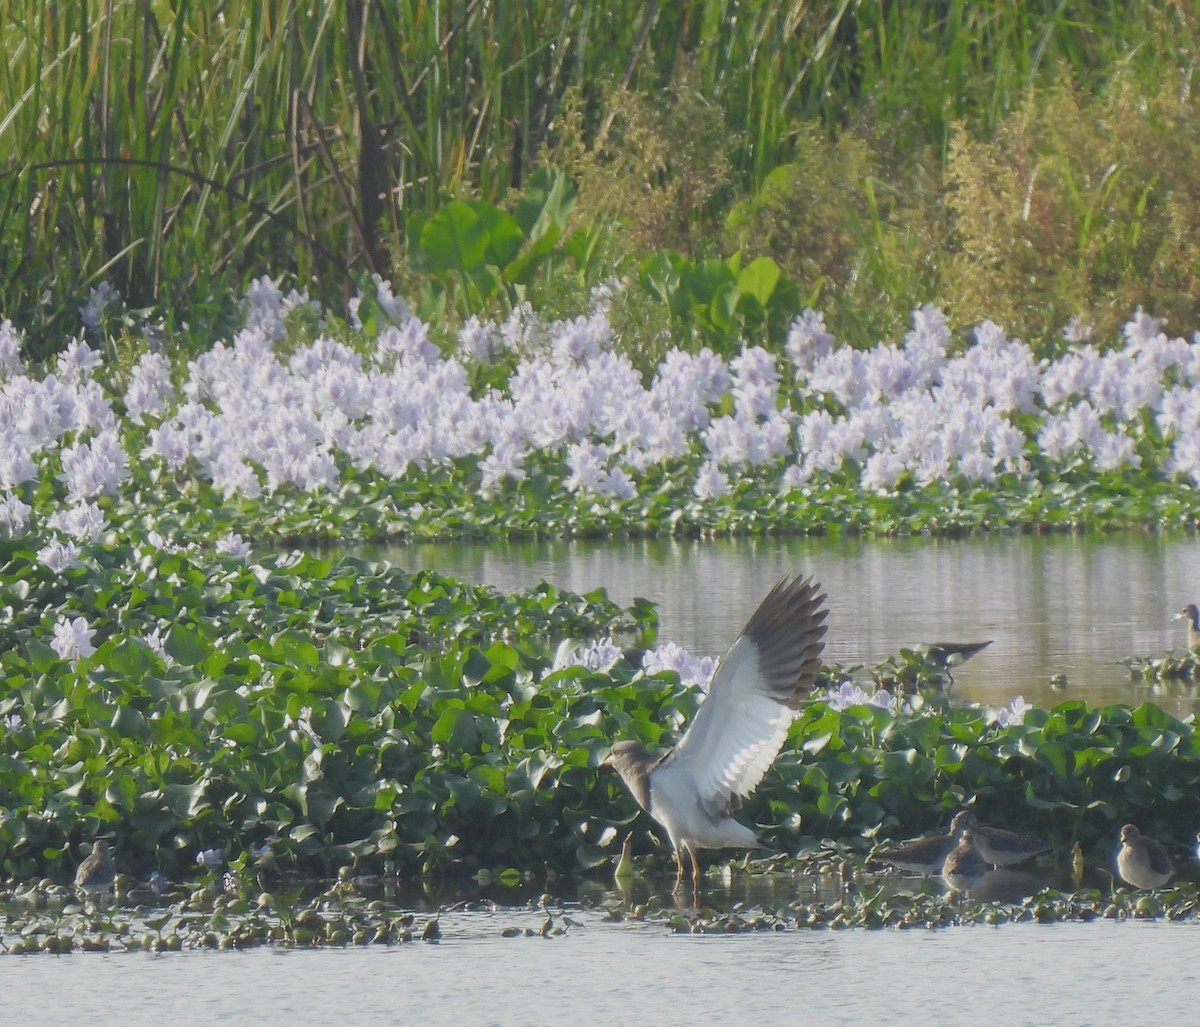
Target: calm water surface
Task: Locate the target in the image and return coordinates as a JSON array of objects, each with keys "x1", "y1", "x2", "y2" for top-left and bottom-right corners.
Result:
[{"x1": 375, "y1": 532, "x2": 1200, "y2": 714}]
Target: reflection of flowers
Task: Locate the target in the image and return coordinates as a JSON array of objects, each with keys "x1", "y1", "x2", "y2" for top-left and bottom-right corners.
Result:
[{"x1": 51, "y1": 615, "x2": 96, "y2": 664}]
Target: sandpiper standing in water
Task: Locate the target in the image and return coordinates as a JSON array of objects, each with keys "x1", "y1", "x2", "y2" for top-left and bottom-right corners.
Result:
[
  {"x1": 74, "y1": 839, "x2": 116, "y2": 899},
  {"x1": 1116, "y1": 824, "x2": 1171, "y2": 890}
]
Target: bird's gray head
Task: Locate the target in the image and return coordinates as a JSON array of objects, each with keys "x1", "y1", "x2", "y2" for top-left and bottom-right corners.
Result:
[
  {"x1": 601, "y1": 740, "x2": 656, "y2": 811},
  {"x1": 950, "y1": 810, "x2": 977, "y2": 834},
  {"x1": 1120, "y1": 824, "x2": 1140, "y2": 843}
]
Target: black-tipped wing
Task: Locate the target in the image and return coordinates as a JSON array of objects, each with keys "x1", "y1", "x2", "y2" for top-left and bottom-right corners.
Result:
[{"x1": 662, "y1": 574, "x2": 827, "y2": 819}]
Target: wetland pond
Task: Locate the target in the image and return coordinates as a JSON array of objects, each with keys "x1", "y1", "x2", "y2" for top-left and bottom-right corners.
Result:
[{"x1": 13, "y1": 532, "x2": 1200, "y2": 1024}]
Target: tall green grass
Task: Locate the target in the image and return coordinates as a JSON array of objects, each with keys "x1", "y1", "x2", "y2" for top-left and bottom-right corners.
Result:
[{"x1": 1, "y1": 1, "x2": 1196, "y2": 354}]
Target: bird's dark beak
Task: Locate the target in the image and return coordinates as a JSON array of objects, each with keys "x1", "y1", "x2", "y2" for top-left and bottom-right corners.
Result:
[{"x1": 599, "y1": 753, "x2": 614, "y2": 767}]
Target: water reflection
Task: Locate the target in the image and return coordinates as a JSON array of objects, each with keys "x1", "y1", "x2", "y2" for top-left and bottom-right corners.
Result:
[{"x1": 366, "y1": 532, "x2": 1200, "y2": 714}]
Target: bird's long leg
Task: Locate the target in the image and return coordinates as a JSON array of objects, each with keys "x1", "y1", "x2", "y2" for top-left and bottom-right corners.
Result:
[
  {"x1": 673, "y1": 848, "x2": 685, "y2": 890},
  {"x1": 690, "y1": 846, "x2": 701, "y2": 885}
]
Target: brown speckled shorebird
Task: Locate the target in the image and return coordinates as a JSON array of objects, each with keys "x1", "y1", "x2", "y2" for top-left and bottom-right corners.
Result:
[
  {"x1": 602, "y1": 574, "x2": 827, "y2": 891},
  {"x1": 1116, "y1": 824, "x2": 1171, "y2": 890},
  {"x1": 969, "y1": 820, "x2": 1051, "y2": 868},
  {"x1": 1173, "y1": 605, "x2": 1200, "y2": 651},
  {"x1": 942, "y1": 829, "x2": 988, "y2": 893},
  {"x1": 74, "y1": 839, "x2": 115, "y2": 897},
  {"x1": 872, "y1": 811, "x2": 975, "y2": 875}
]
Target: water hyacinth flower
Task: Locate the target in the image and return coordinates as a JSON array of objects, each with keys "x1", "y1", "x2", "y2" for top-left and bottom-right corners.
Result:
[
  {"x1": 55, "y1": 336, "x2": 104, "y2": 382},
  {"x1": 51, "y1": 615, "x2": 96, "y2": 664},
  {"x1": 47, "y1": 501, "x2": 107, "y2": 542},
  {"x1": 215, "y1": 531, "x2": 252, "y2": 560},
  {"x1": 693, "y1": 460, "x2": 730, "y2": 500},
  {"x1": 0, "y1": 318, "x2": 23, "y2": 377},
  {"x1": 78, "y1": 282, "x2": 121, "y2": 333},
  {"x1": 0, "y1": 490, "x2": 30, "y2": 536},
  {"x1": 548, "y1": 637, "x2": 623, "y2": 675},
  {"x1": 641, "y1": 641, "x2": 717, "y2": 692},
  {"x1": 37, "y1": 539, "x2": 83, "y2": 572},
  {"x1": 995, "y1": 696, "x2": 1032, "y2": 728},
  {"x1": 822, "y1": 681, "x2": 898, "y2": 713},
  {"x1": 195, "y1": 848, "x2": 224, "y2": 869}
]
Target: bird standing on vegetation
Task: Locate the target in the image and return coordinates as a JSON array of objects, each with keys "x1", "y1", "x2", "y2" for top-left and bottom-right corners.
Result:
[
  {"x1": 941, "y1": 829, "x2": 988, "y2": 894},
  {"x1": 871, "y1": 811, "x2": 976, "y2": 875},
  {"x1": 601, "y1": 574, "x2": 827, "y2": 891},
  {"x1": 968, "y1": 819, "x2": 1051, "y2": 867},
  {"x1": 1116, "y1": 824, "x2": 1171, "y2": 889},
  {"x1": 1173, "y1": 604, "x2": 1200, "y2": 650},
  {"x1": 74, "y1": 839, "x2": 116, "y2": 897}
]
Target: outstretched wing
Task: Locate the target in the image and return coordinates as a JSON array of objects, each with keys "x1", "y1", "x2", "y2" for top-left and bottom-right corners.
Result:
[{"x1": 661, "y1": 574, "x2": 826, "y2": 820}]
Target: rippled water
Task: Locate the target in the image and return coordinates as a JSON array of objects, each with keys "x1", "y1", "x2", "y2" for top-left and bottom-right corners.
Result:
[
  {"x1": 9, "y1": 912, "x2": 1199, "y2": 1026},
  {"x1": 375, "y1": 531, "x2": 1200, "y2": 714}
]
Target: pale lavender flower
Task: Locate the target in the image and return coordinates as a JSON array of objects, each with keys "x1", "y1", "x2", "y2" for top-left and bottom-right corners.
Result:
[
  {"x1": 457, "y1": 315, "x2": 498, "y2": 363},
  {"x1": 785, "y1": 308, "x2": 835, "y2": 376},
  {"x1": 549, "y1": 637, "x2": 622, "y2": 674},
  {"x1": 1092, "y1": 430, "x2": 1141, "y2": 472},
  {"x1": 550, "y1": 312, "x2": 611, "y2": 365},
  {"x1": 861, "y1": 450, "x2": 907, "y2": 493},
  {"x1": 0, "y1": 490, "x2": 31, "y2": 536},
  {"x1": 692, "y1": 460, "x2": 730, "y2": 500},
  {"x1": 215, "y1": 531, "x2": 252, "y2": 560},
  {"x1": 0, "y1": 318, "x2": 24, "y2": 376},
  {"x1": 479, "y1": 440, "x2": 528, "y2": 494},
  {"x1": 348, "y1": 272, "x2": 412, "y2": 330},
  {"x1": 124, "y1": 352, "x2": 174, "y2": 424},
  {"x1": 47, "y1": 501, "x2": 107, "y2": 542},
  {"x1": 79, "y1": 282, "x2": 120, "y2": 332},
  {"x1": 377, "y1": 319, "x2": 440, "y2": 365},
  {"x1": 195, "y1": 848, "x2": 225, "y2": 869},
  {"x1": 995, "y1": 695, "x2": 1032, "y2": 728},
  {"x1": 641, "y1": 641, "x2": 716, "y2": 692},
  {"x1": 51, "y1": 615, "x2": 96, "y2": 663},
  {"x1": 56, "y1": 336, "x2": 103, "y2": 381},
  {"x1": 37, "y1": 539, "x2": 83, "y2": 572},
  {"x1": 59, "y1": 430, "x2": 129, "y2": 501},
  {"x1": 1062, "y1": 316, "x2": 1093, "y2": 343},
  {"x1": 823, "y1": 681, "x2": 872, "y2": 711}
]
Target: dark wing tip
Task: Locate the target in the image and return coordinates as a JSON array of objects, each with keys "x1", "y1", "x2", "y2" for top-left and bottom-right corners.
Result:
[{"x1": 739, "y1": 573, "x2": 827, "y2": 708}]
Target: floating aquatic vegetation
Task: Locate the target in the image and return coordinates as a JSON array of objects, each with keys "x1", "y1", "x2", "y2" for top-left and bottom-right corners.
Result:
[{"x1": 3, "y1": 283, "x2": 1200, "y2": 546}]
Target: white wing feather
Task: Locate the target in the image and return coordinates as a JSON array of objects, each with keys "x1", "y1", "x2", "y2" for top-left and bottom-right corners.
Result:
[{"x1": 664, "y1": 635, "x2": 796, "y2": 819}]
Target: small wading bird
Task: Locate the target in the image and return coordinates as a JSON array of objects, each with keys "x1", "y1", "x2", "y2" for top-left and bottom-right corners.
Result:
[
  {"x1": 872, "y1": 811, "x2": 975, "y2": 875},
  {"x1": 922, "y1": 640, "x2": 992, "y2": 685},
  {"x1": 1116, "y1": 824, "x2": 1171, "y2": 890},
  {"x1": 74, "y1": 839, "x2": 116, "y2": 898},
  {"x1": 941, "y1": 829, "x2": 988, "y2": 894},
  {"x1": 968, "y1": 819, "x2": 1051, "y2": 868},
  {"x1": 1173, "y1": 604, "x2": 1200, "y2": 651},
  {"x1": 601, "y1": 574, "x2": 827, "y2": 890}
]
